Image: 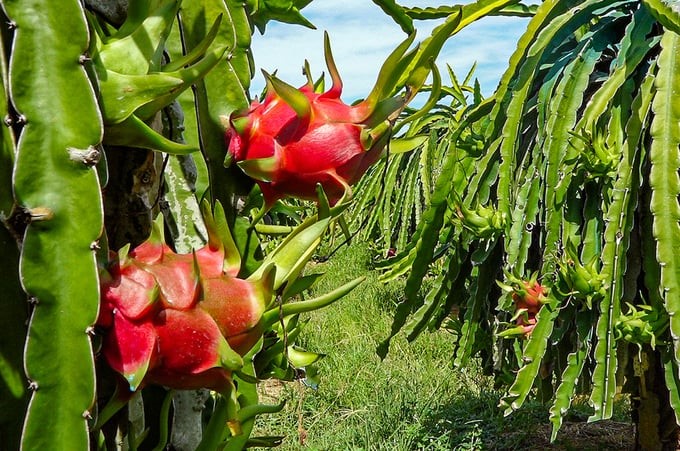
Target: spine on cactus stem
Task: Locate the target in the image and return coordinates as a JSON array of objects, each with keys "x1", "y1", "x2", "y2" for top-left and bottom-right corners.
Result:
[
  {"x1": 5, "y1": 0, "x2": 104, "y2": 449},
  {"x1": 0, "y1": 228, "x2": 27, "y2": 450}
]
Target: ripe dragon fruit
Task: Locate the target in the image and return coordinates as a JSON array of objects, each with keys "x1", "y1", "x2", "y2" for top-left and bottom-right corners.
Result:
[
  {"x1": 511, "y1": 279, "x2": 547, "y2": 336},
  {"x1": 225, "y1": 32, "x2": 412, "y2": 206},
  {"x1": 97, "y1": 214, "x2": 274, "y2": 392},
  {"x1": 498, "y1": 274, "x2": 548, "y2": 337},
  {"x1": 512, "y1": 280, "x2": 546, "y2": 313}
]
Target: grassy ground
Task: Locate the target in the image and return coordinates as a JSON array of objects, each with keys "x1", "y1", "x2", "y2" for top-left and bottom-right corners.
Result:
[{"x1": 251, "y1": 243, "x2": 633, "y2": 450}]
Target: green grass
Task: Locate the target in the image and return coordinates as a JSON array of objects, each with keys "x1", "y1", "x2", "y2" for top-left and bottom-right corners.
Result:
[{"x1": 251, "y1": 243, "x2": 631, "y2": 450}]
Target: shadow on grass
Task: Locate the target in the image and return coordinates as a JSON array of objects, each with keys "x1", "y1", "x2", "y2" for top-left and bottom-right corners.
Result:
[{"x1": 415, "y1": 389, "x2": 634, "y2": 451}]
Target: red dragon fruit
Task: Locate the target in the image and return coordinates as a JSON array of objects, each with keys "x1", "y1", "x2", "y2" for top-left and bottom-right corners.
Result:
[
  {"x1": 498, "y1": 274, "x2": 548, "y2": 337},
  {"x1": 512, "y1": 280, "x2": 546, "y2": 314},
  {"x1": 225, "y1": 32, "x2": 413, "y2": 206},
  {"x1": 511, "y1": 279, "x2": 547, "y2": 336},
  {"x1": 97, "y1": 215, "x2": 274, "y2": 392}
]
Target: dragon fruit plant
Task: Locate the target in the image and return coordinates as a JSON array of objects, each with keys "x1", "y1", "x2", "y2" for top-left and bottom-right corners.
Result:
[
  {"x1": 0, "y1": 0, "x2": 357, "y2": 446},
  {"x1": 377, "y1": 0, "x2": 680, "y2": 447},
  {"x1": 0, "y1": 0, "x2": 463, "y2": 448}
]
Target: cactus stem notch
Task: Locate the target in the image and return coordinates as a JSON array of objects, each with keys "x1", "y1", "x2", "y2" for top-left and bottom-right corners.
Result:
[{"x1": 5, "y1": 205, "x2": 33, "y2": 241}]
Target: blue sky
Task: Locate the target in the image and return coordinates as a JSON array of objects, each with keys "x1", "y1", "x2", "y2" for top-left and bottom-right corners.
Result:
[{"x1": 250, "y1": 1, "x2": 532, "y2": 101}]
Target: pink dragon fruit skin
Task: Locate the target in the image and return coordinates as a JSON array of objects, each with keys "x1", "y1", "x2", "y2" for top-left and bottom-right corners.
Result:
[
  {"x1": 226, "y1": 85, "x2": 377, "y2": 205},
  {"x1": 200, "y1": 276, "x2": 268, "y2": 355},
  {"x1": 226, "y1": 34, "x2": 405, "y2": 207},
  {"x1": 97, "y1": 220, "x2": 273, "y2": 392}
]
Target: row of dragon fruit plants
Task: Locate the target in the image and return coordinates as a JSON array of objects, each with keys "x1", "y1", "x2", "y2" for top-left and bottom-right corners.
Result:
[{"x1": 357, "y1": 0, "x2": 680, "y2": 449}]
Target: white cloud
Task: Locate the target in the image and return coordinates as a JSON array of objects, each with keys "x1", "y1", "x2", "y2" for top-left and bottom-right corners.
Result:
[{"x1": 250, "y1": 2, "x2": 531, "y2": 101}]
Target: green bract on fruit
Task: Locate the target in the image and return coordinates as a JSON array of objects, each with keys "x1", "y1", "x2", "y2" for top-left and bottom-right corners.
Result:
[
  {"x1": 97, "y1": 216, "x2": 274, "y2": 392},
  {"x1": 225, "y1": 32, "x2": 414, "y2": 206}
]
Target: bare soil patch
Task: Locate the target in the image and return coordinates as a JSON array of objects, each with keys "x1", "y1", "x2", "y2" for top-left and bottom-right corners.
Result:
[{"x1": 500, "y1": 420, "x2": 634, "y2": 450}]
